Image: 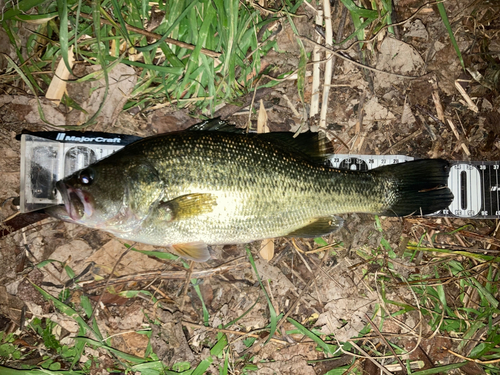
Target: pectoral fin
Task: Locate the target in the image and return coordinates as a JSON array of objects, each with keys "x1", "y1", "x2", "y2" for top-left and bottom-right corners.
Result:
[
  {"x1": 286, "y1": 216, "x2": 344, "y2": 238},
  {"x1": 159, "y1": 193, "x2": 217, "y2": 221},
  {"x1": 170, "y1": 242, "x2": 211, "y2": 262}
]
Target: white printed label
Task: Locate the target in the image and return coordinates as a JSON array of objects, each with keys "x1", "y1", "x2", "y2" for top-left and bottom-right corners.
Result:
[{"x1": 447, "y1": 164, "x2": 482, "y2": 217}]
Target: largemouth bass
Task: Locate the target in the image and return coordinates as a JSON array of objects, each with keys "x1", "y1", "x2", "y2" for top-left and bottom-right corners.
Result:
[{"x1": 51, "y1": 121, "x2": 453, "y2": 262}]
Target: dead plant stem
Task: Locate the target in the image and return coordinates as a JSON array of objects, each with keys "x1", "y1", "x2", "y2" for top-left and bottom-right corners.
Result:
[{"x1": 79, "y1": 13, "x2": 221, "y2": 59}]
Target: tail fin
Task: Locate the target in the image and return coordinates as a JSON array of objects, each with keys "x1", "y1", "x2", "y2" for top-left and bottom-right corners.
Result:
[{"x1": 374, "y1": 159, "x2": 453, "y2": 216}]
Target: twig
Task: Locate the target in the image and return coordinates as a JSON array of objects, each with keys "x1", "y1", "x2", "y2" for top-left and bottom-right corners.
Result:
[
  {"x1": 180, "y1": 261, "x2": 195, "y2": 311},
  {"x1": 364, "y1": 313, "x2": 407, "y2": 374},
  {"x1": 455, "y1": 79, "x2": 478, "y2": 113},
  {"x1": 309, "y1": 8, "x2": 323, "y2": 118},
  {"x1": 80, "y1": 261, "x2": 249, "y2": 290},
  {"x1": 79, "y1": 12, "x2": 221, "y2": 59},
  {"x1": 89, "y1": 245, "x2": 132, "y2": 321},
  {"x1": 431, "y1": 76, "x2": 445, "y2": 123},
  {"x1": 282, "y1": 94, "x2": 302, "y2": 118},
  {"x1": 347, "y1": 341, "x2": 394, "y2": 375},
  {"x1": 302, "y1": 37, "x2": 423, "y2": 79},
  {"x1": 319, "y1": 0, "x2": 333, "y2": 130},
  {"x1": 383, "y1": 129, "x2": 423, "y2": 154},
  {"x1": 446, "y1": 118, "x2": 471, "y2": 156},
  {"x1": 290, "y1": 239, "x2": 313, "y2": 273},
  {"x1": 445, "y1": 347, "x2": 500, "y2": 364},
  {"x1": 182, "y1": 320, "x2": 288, "y2": 345}
]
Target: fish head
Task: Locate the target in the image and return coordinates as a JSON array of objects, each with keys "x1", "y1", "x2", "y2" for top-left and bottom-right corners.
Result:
[{"x1": 56, "y1": 158, "x2": 164, "y2": 231}]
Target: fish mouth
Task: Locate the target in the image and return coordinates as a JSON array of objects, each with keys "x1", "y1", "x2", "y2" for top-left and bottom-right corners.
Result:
[{"x1": 56, "y1": 181, "x2": 94, "y2": 221}]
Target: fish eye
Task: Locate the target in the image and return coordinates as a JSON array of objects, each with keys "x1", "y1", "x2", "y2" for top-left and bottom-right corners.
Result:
[{"x1": 78, "y1": 168, "x2": 94, "y2": 186}]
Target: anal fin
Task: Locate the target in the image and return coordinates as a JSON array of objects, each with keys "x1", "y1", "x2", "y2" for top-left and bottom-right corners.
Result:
[
  {"x1": 286, "y1": 216, "x2": 344, "y2": 238},
  {"x1": 170, "y1": 242, "x2": 211, "y2": 262}
]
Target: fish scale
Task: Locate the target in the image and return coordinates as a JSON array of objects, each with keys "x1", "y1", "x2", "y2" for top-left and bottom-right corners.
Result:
[{"x1": 53, "y1": 124, "x2": 453, "y2": 262}]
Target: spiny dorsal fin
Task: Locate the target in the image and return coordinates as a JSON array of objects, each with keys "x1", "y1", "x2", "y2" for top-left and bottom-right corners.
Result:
[
  {"x1": 187, "y1": 118, "x2": 245, "y2": 133},
  {"x1": 188, "y1": 118, "x2": 331, "y2": 163},
  {"x1": 258, "y1": 131, "x2": 331, "y2": 164}
]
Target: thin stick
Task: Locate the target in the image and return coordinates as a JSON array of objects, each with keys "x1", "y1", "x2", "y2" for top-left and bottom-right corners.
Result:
[
  {"x1": 431, "y1": 76, "x2": 445, "y2": 122},
  {"x1": 364, "y1": 313, "x2": 407, "y2": 374},
  {"x1": 310, "y1": 8, "x2": 322, "y2": 118},
  {"x1": 446, "y1": 118, "x2": 471, "y2": 156},
  {"x1": 80, "y1": 261, "x2": 249, "y2": 289},
  {"x1": 319, "y1": 0, "x2": 333, "y2": 129},
  {"x1": 302, "y1": 37, "x2": 423, "y2": 79},
  {"x1": 79, "y1": 13, "x2": 221, "y2": 59},
  {"x1": 455, "y1": 79, "x2": 478, "y2": 113},
  {"x1": 347, "y1": 341, "x2": 394, "y2": 375},
  {"x1": 89, "y1": 245, "x2": 132, "y2": 321},
  {"x1": 182, "y1": 321, "x2": 289, "y2": 345},
  {"x1": 445, "y1": 347, "x2": 500, "y2": 364},
  {"x1": 180, "y1": 261, "x2": 195, "y2": 311}
]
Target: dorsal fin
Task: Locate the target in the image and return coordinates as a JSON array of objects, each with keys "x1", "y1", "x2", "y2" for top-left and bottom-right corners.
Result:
[
  {"x1": 187, "y1": 118, "x2": 245, "y2": 133},
  {"x1": 188, "y1": 118, "x2": 331, "y2": 164},
  {"x1": 258, "y1": 131, "x2": 330, "y2": 164}
]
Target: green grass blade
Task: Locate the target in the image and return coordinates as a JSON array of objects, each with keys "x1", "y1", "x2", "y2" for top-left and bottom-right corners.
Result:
[
  {"x1": 109, "y1": 0, "x2": 133, "y2": 45},
  {"x1": 74, "y1": 337, "x2": 147, "y2": 363},
  {"x1": 223, "y1": 297, "x2": 260, "y2": 329},
  {"x1": 192, "y1": 280, "x2": 210, "y2": 327},
  {"x1": 0, "y1": 366, "x2": 85, "y2": 374},
  {"x1": 406, "y1": 243, "x2": 497, "y2": 262},
  {"x1": 339, "y1": 0, "x2": 377, "y2": 20},
  {"x1": 246, "y1": 247, "x2": 277, "y2": 343},
  {"x1": 29, "y1": 282, "x2": 101, "y2": 340},
  {"x1": 2, "y1": 0, "x2": 48, "y2": 20},
  {"x1": 135, "y1": 0, "x2": 198, "y2": 53},
  {"x1": 286, "y1": 317, "x2": 337, "y2": 355},
  {"x1": 436, "y1": 0, "x2": 464, "y2": 69},
  {"x1": 411, "y1": 361, "x2": 468, "y2": 374},
  {"x1": 210, "y1": 333, "x2": 228, "y2": 356},
  {"x1": 3, "y1": 54, "x2": 47, "y2": 120},
  {"x1": 128, "y1": 247, "x2": 180, "y2": 261},
  {"x1": 56, "y1": 0, "x2": 74, "y2": 74},
  {"x1": 192, "y1": 356, "x2": 213, "y2": 375}
]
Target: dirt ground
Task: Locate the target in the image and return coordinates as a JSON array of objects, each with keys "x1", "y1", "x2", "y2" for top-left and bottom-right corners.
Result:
[{"x1": 1, "y1": 0, "x2": 500, "y2": 374}]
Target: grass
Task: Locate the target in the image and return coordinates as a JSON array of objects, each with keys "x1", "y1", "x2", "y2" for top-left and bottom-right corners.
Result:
[
  {"x1": 1, "y1": 0, "x2": 284, "y2": 125},
  {"x1": 350, "y1": 217, "x2": 500, "y2": 374}
]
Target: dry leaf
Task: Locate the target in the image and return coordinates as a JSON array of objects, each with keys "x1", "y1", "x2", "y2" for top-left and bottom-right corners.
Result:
[
  {"x1": 260, "y1": 238, "x2": 275, "y2": 261},
  {"x1": 257, "y1": 99, "x2": 269, "y2": 133}
]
